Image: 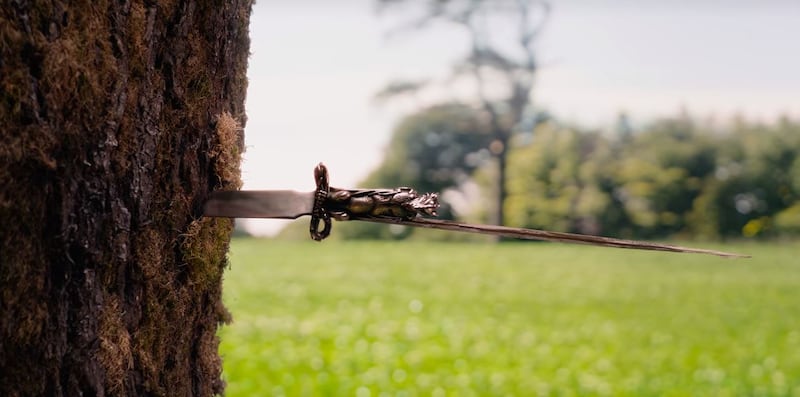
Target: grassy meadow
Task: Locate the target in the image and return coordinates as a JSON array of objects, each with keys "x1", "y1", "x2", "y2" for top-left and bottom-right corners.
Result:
[{"x1": 219, "y1": 239, "x2": 799, "y2": 396}]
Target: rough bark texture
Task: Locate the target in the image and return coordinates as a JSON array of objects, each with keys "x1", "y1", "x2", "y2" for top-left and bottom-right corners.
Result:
[{"x1": 0, "y1": 1, "x2": 252, "y2": 395}]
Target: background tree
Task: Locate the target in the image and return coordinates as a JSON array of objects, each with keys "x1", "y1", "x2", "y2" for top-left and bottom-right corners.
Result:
[
  {"x1": 505, "y1": 121, "x2": 613, "y2": 236},
  {"x1": 688, "y1": 118, "x2": 800, "y2": 239},
  {"x1": 502, "y1": 114, "x2": 800, "y2": 241},
  {"x1": 336, "y1": 104, "x2": 491, "y2": 240},
  {"x1": 363, "y1": 104, "x2": 491, "y2": 205},
  {"x1": 610, "y1": 117, "x2": 717, "y2": 238},
  {"x1": 1, "y1": 1, "x2": 252, "y2": 395},
  {"x1": 377, "y1": 0, "x2": 549, "y2": 226}
]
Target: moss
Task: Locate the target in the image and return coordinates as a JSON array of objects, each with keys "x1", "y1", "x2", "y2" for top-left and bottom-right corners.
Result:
[
  {"x1": 133, "y1": 228, "x2": 166, "y2": 281},
  {"x1": 180, "y1": 217, "x2": 234, "y2": 290},
  {"x1": 127, "y1": 3, "x2": 148, "y2": 79},
  {"x1": 97, "y1": 296, "x2": 132, "y2": 394},
  {"x1": 211, "y1": 111, "x2": 244, "y2": 189},
  {"x1": 189, "y1": 75, "x2": 212, "y2": 102}
]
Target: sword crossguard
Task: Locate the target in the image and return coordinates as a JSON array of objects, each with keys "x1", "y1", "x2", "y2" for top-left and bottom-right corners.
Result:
[{"x1": 310, "y1": 163, "x2": 333, "y2": 241}]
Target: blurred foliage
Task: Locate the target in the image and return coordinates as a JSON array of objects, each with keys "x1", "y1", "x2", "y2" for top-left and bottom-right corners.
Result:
[
  {"x1": 506, "y1": 116, "x2": 800, "y2": 238},
  {"x1": 506, "y1": 122, "x2": 611, "y2": 235},
  {"x1": 361, "y1": 103, "x2": 492, "y2": 194},
  {"x1": 507, "y1": 115, "x2": 800, "y2": 240},
  {"x1": 336, "y1": 104, "x2": 492, "y2": 240},
  {"x1": 351, "y1": 106, "x2": 800, "y2": 241}
]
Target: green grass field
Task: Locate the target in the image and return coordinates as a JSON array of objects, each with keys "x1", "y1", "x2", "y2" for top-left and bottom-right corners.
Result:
[{"x1": 219, "y1": 239, "x2": 799, "y2": 396}]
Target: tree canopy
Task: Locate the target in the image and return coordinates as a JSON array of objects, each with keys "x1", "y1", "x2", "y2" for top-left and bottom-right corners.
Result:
[
  {"x1": 362, "y1": 104, "x2": 492, "y2": 197},
  {"x1": 357, "y1": 108, "x2": 800, "y2": 241}
]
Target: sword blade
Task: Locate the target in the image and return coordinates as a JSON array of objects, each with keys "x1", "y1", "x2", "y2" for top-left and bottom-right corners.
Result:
[
  {"x1": 360, "y1": 217, "x2": 749, "y2": 258},
  {"x1": 202, "y1": 165, "x2": 749, "y2": 258},
  {"x1": 203, "y1": 190, "x2": 315, "y2": 219}
]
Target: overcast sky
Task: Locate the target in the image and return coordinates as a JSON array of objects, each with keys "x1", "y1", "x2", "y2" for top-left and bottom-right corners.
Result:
[{"x1": 241, "y1": 0, "x2": 800, "y2": 235}]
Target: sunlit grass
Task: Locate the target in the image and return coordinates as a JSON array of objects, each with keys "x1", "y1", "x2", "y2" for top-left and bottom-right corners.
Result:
[{"x1": 219, "y1": 239, "x2": 800, "y2": 396}]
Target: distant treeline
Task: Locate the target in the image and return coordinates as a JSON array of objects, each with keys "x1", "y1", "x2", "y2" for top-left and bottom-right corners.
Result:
[
  {"x1": 284, "y1": 107, "x2": 800, "y2": 241},
  {"x1": 501, "y1": 115, "x2": 800, "y2": 240}
]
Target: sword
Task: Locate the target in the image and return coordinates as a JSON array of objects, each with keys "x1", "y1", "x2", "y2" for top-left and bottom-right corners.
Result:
[{"x1": 203, "y1": 163, "x2": 749, "y2": 258}]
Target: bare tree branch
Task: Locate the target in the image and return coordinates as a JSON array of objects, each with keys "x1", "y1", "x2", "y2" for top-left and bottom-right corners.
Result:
[
  {"x1": 376, "y1": 0, "x2": 550, "y2": 226},
  {"x1": 372, "y1": 79, "x2": 429, "y2": 104}
]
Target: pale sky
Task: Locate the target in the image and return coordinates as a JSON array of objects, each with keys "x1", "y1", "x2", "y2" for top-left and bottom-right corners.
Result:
[{"x1": 241, "y1": 0, "x2": 800, "y2": 235}]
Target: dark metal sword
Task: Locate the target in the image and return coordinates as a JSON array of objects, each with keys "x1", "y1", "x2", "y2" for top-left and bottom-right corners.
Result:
[{"x1": 203, "y1": 163, "x2": 749, "y2": 258}]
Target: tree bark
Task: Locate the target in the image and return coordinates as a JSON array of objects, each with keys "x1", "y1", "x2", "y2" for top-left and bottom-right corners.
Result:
[{"x1": 0, "y1": 1, "x2": 252, "y2": 395}]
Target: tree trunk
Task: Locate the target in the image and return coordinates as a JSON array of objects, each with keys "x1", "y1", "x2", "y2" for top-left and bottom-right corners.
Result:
[
  {"x1": 495, "y1": 146, "x2": 508, "y2": 227},
  {"x1": 0, "y1": 1, "x2": 252, "y2": 395}
]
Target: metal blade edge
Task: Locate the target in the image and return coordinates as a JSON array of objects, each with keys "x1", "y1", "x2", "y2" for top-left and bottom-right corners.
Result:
[
  {"x1": 203, "y1": 190, "x2": 315, "y2": 219},
  {"x1": 358, "y1": 217, "x2": 750, "y2": 258}
]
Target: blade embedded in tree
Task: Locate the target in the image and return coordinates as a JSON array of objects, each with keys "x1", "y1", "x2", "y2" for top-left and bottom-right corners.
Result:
[
  {"x1": 204, "y1": 190, "x2": 314, "y2": 219},
  {"x1": 203, "y1": 163, "x2": 750, "y2": 258}
]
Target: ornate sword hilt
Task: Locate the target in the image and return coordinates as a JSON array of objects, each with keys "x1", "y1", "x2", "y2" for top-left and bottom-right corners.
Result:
[{"x1": 309, "y1": 163, "x2": 440, "y2": 241}]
